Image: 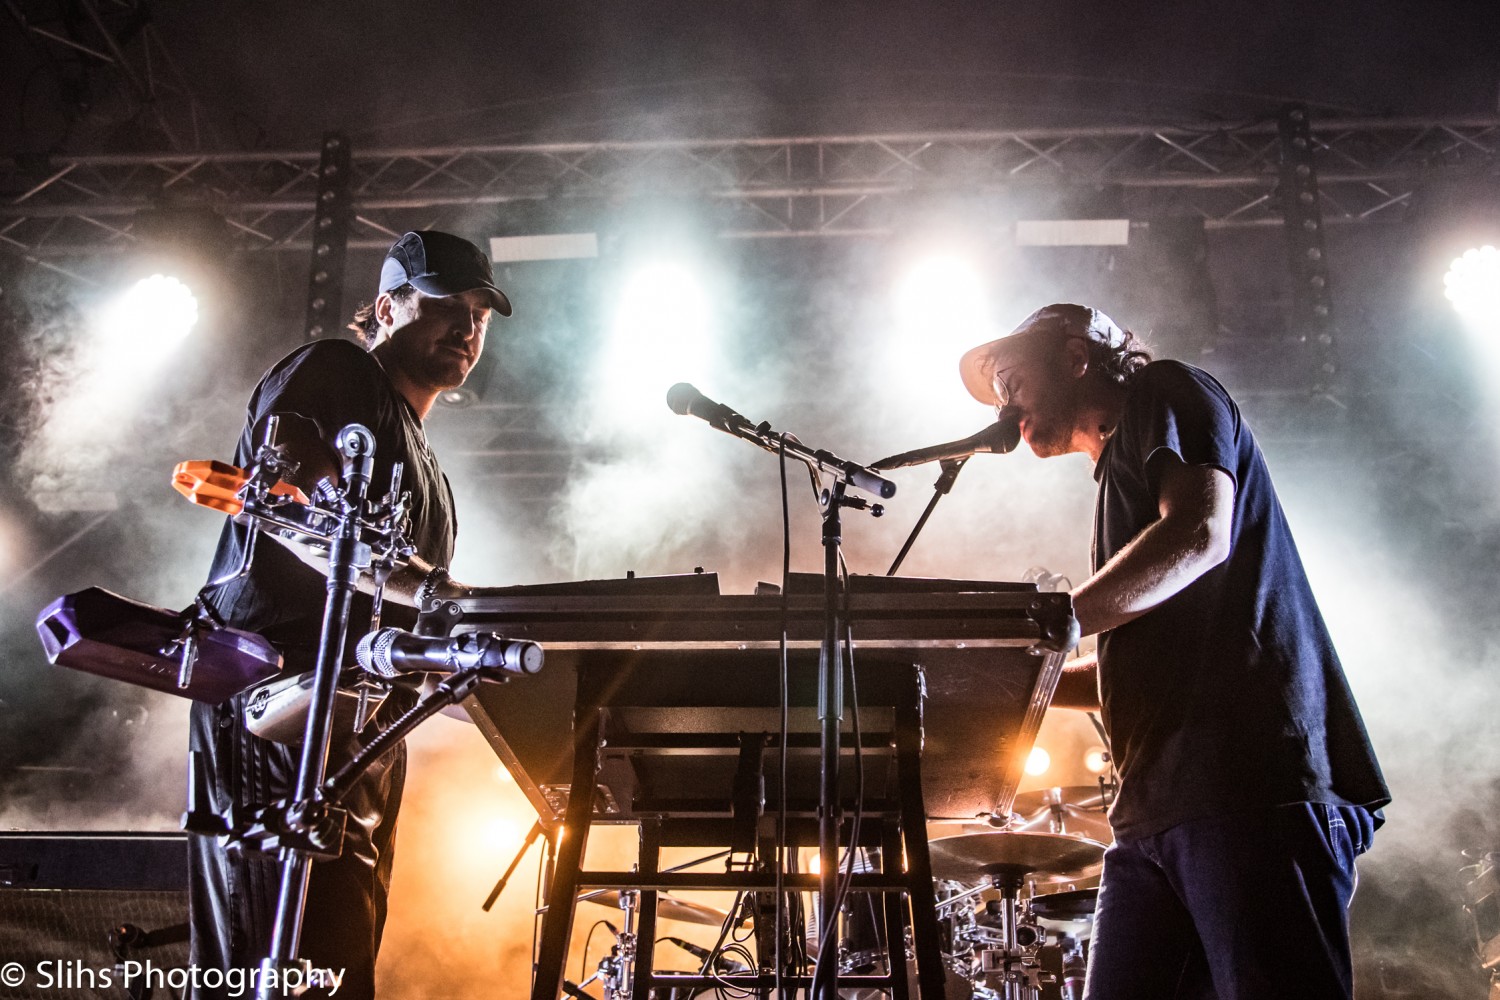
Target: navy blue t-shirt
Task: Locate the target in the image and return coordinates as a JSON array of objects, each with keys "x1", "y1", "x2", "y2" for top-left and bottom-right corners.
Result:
[
  {"x1": 202, "y1": 340, "x2": 457, "y2": 672},
  {"x1": 1093, "y1": 361, "x2": 1389, "y2": 839}
]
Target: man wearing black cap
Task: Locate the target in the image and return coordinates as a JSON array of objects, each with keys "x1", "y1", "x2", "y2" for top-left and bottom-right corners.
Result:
[
  {"x1": 956, "y1": 304, "x2": 1389, "y2": 999},
  {"x1": 188, "y1": 232, "x2": 510, "y2": 998}
]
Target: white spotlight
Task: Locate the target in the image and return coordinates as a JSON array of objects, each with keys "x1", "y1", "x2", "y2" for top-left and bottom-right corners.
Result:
[
  {"x1": 1444, "y1": 246, "x2": 1500, "y2": 323},
  {"x1": 599, "y1": 260, "x2": 715, "y2": 427},
  {"x1": 889, "y1": 252, "x2": 993, "y2": 422},
  {"x1": 97, "y1": 274, "x2": 199, "y2": 373},
  {"x1": 1024, "y1": 746, "x2": 1051, "y2": 777},
  {"x1": 894, "y1": 253, "x2": 989, "y2": 347}
]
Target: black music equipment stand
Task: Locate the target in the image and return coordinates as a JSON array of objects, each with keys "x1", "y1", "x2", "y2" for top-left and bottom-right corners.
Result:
[{"x1": 439, "y1": 573, "x2": 1078, "y2": 999}]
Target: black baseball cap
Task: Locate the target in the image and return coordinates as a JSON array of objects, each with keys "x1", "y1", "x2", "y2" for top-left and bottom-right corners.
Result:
[{"x1": 379, "y1": 231, "x2": 512, "y2": 317}]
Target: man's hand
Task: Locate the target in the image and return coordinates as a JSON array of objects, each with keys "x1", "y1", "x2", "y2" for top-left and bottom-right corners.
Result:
[
  {"x1": 1071, "y1": 454, "x2": 1234, "y2": 637},
  {"x1": 256, "y1": 414, "x2": 469, "y2": 607}
]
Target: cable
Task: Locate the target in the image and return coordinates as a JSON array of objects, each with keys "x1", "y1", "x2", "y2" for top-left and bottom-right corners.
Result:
[
  {"x1": 579, "y1": 920, "x2": 609, "y2": 983},
  {"x1": 834, "y1": 566, "x2": 868, "y2": 976},
  {"x1": 775, "y1": 433, "x2": 793, "y2": 999},
  {"x1": 701, "y1": 892, "x2": 753, "y2": 998}
]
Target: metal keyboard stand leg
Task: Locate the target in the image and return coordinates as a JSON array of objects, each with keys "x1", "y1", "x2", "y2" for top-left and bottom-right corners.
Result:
[
  {"x1": 630, "y1": 820, "x2": 661, "y2": 1000},
  {"x1": 895, "y1": 690, "x2": 947, "y2": 1000},
  {"x1": 530, "y1": 706, "x2": 601, "y2": 1000},
  {"x1": 529, "y1": 656, "x2": 949, "y2": 1000}
]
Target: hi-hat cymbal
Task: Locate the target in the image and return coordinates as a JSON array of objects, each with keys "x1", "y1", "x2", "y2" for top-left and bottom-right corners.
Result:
[
  {"x1": 928, "y1": 831, "x2": 1105, "y2": 884},
  {"x1": 581, "y1": 890, "x2": 731, "y2": 927},
  {"x1": 1009, "y1": 786, "x2": 1114, "y2": 843}
]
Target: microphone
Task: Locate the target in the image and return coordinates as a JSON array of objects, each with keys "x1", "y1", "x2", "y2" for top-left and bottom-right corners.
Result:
[
  {"x1": 354, "y1": 628, "x2": 544, "y2": 678},
  {"x1": 667, "y1": 383, "x2": 897, "y2": 499},
  {"x1": 666, "y1": 382, "x2": 753, "y2": 432},
  {"x1": 871, "y1": 407, "x2": 1022, "y2": 470}
]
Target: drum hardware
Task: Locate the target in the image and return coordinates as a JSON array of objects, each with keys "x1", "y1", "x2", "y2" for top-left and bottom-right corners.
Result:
[
  {"x1": 929, "y1": 832, "x2": 1105, "y2": 1000},
  {"x1": 1026, "y1": 887, "x2": 1099, "y2": 922},
  {"x1": 1009, "y1": 786, "x2": 1113, "y2": 844},
  {"x1": 567, "y1": 889, "x2": 637, "y2": 1000}
]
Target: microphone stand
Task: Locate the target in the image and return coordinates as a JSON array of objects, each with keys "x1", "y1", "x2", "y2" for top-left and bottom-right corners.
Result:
[
  {"x1": 668, "y1": 390, "x2": 892, "y2": 1000},
  {"x1": 259, "y1": 424, "x2": 378, "y2": 997},
  {"x1": 483, "y1": 819, "x2": 545, "y2": 911},
  {"x1": 885, "y1": 456, "x2": 968, "y2": 576}
]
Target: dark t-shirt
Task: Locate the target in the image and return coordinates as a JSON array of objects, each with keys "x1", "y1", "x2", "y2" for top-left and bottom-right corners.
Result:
[
  {"x1": 1093, "y1": 360, "x2": 1389, "y2": 839},
  {"x1": 203, "y1": 340, "x2": 457, "y2": 672}
]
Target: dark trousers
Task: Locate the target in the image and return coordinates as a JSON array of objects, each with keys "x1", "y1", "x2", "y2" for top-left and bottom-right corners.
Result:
[
  {"x1": 187, "y1": 692, "x2": 408, "y2": 1000},
  {"x1": 1084, "y1": 803, "x2": 1373, "y2": 1000}
]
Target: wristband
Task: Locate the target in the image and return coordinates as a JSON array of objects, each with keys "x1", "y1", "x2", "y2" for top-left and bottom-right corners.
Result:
[{"x1": 414, "y1": 566, "x2": 450, "y2": 610}]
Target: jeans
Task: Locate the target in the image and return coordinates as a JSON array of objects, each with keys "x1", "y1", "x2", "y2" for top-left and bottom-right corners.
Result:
[{"x1": 1084, "y1": 802, "x2": 1374, "y2": 1000}]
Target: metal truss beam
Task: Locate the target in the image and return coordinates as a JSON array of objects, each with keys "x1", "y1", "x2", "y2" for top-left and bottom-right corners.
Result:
[
  {"x1": 6, "y1": 0, "x2": 224, "y2": 153},
  {"x1": 2, "y1": 116, "x2": 1497, "y2": 260}
]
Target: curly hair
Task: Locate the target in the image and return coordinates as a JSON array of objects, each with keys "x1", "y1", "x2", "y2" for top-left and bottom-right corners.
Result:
[
  {"x1": 346, "y1": 283, "x2": 416, "y2": 347},
  {"x1": 1032, "y1": 303, "x2": 1153, "y2": 386},
  {"x1": 1084, "y1": 328, "x2": 1154, "y2": 385}
]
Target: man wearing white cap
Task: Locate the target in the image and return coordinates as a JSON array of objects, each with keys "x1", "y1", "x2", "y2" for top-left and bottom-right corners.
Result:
[{"x1": 958, "y1": 304, "x2": 1389, "y2": 999}]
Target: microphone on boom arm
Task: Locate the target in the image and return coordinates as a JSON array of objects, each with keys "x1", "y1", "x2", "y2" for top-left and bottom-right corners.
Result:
[
  {"x1": 871, "y1": 407, "x2": 1023, "y2": 470},
  {"x1": 354, "y1": 628, "x2": 544, "y2": 679}
]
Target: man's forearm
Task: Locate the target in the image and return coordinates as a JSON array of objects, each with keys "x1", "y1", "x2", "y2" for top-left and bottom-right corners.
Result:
[
  {"x1": 1052, "y1": 652, "x2": 1100, "y2": 711},
  {"x1": 1071, "y1": 511, "x2": 1227, "y2": 635},
  {"x1": 268, "y1": 533, "x2": 468, "y2": 608},
  {"x1": 1071, "y1": 461, "x2": 1234, "y2": 637}
]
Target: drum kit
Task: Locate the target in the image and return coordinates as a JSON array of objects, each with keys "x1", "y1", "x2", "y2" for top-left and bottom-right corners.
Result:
[
  {"x1": 572, "y1": 783, "x2": 1113, "y2": 1000},
  {"x1": 926, "y1": 784, "x2": 1112, "y2": 1000}
]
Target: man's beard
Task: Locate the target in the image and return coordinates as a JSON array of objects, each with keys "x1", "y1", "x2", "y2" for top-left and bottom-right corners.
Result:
[{"x1": 1024, "y1": 364, "x2": 1082, "y2": 459}]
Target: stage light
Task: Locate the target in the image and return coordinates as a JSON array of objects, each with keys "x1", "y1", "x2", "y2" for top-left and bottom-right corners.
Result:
[
  {"x1": 888, "y1": 251, "x2": 994, "y2": 422},
  {"x1": 1444, "y1": 246, "x2": 1500, "y2": 324},
  {"x1": 894, "y1": 252, "x2": 990, "y2": 349},
  {"x1": 600, "y1": 259, "x2": 715, "y2": 423},
  {"x1": 1083, "y1": 746, "x2": 1110, "y2": 774},
  {"x1": 489, "y1": 817, "x2": 523, "y2": 850},
  {"x1": 1024, "y1": 746, "x2": 1051, "y2": 776},
  {"x1": 97, "y1": 274, "x2": 199, "y2": 373}
]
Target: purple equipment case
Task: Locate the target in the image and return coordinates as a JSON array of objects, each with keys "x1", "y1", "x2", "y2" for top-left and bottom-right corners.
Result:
[{"x1": 36, "y1": 587, "x2": 281, "y2": 703}]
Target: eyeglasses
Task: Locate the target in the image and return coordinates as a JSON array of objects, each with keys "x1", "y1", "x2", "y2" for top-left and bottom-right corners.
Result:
[
  {"x1": 990, "y1": 365, "x2": 1019, "y2": 411},
  {"x1": 987, "y1": 334, "x2": 1083, "y2": 413}
]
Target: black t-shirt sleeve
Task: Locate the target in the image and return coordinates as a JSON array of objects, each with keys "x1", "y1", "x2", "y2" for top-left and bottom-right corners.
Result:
[
  {"x1": 1124, "y1": 362, "x2": 1242, "y2": 499},
  {"x1": 247, "y1": 340, "x2": 389, "y2": 453}
]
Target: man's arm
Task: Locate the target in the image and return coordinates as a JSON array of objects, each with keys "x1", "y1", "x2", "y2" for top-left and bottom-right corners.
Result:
[
  {"x1": 1070, "y1": 454, "x2": 1235, "y2": 637},
  {"x1": 1051, "y1": 650, "x2": 1101, "y2": 711},
  {"x1": 256, "y1": 416, "x2": 469, "y2": 607}
]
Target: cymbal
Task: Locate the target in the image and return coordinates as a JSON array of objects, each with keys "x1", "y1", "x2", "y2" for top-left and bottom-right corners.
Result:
[
  {"x1": 928, "y1": 831, "x2": 1105, "y2": 884},
  {"x1": 581, "y1": 890, "x2": 731, "y2": 927},
  {"x1": 1009, "y1": 785, "x2": 1114, "y2": 843}
]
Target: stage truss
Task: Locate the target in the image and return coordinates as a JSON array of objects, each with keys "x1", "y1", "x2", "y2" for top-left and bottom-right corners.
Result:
[{"x1": 2, "y1": 116, "x2": 1497, "y2": 265}]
